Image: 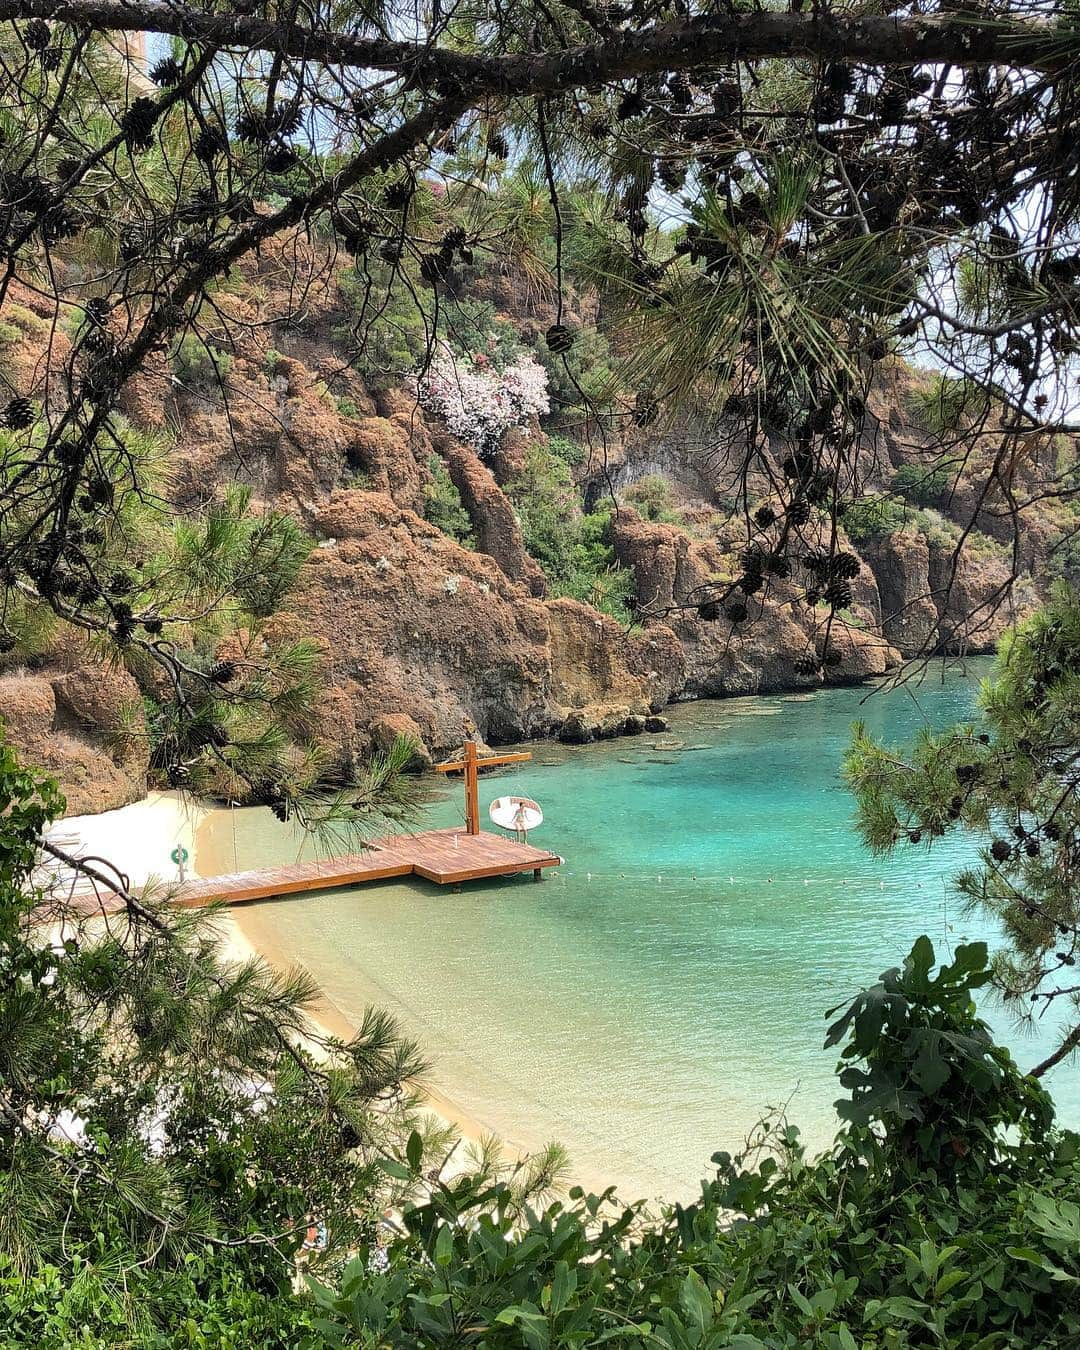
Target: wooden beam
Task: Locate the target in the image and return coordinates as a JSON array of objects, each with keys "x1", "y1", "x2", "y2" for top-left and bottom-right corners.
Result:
[{"x1": 434, "y1": 744, "x2": 533, "y2": 837}]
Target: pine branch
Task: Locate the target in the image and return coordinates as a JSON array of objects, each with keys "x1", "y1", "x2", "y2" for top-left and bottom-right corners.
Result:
[
  {"x1": 1029, "y1": 1023, "x2": 1080, "y2": 1079},
  {"x1": 0, "y1": 5, "x2": 1073, "y2": 81}
]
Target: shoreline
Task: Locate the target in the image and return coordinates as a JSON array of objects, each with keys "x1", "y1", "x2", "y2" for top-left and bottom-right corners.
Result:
[
  {"x1": 220, "y1": 898, "x2": 620, "y2": 1198},
  {"x1": 51, "y1": 789, "x2": 614, "y2": 1192},
  {"x1": 214, "y1": 903, "x2": 510, "y2": 1166}
]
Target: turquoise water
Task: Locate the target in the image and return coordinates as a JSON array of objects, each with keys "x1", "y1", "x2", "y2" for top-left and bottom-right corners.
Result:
[{"x1": 202, "y1": 663, "x2": 1079, "y2": 1200}]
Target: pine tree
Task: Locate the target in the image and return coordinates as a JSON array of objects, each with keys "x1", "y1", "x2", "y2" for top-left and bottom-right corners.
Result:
[
  {"x1": 0, "y1": 733, "x2": 444, "y2": 1339},
  {"x1": 846, "y1": 583, "x2": 1080, "y2": 1073}
]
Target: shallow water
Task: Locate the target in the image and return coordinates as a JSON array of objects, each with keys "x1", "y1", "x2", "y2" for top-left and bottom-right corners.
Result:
[{"x1": 196, "y1": 662, "x2": 1079, "y2": 1200}]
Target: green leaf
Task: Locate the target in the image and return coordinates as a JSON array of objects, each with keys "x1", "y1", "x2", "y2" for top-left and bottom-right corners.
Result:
[
  {"x1": 679, "y1": 1269, "x2": 714, "y2": 1333},
  {"x1": 549, "y1": 1260, "x2": 576, "y2": 1318},
  {"x1": 434, "y1": 1224, "x2": 454, "y2": 1267}
]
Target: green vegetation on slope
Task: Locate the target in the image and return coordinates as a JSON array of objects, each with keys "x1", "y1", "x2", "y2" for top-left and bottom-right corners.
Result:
[{"x1": 506, "y1": 441, "x2": 635, "y2": 623}]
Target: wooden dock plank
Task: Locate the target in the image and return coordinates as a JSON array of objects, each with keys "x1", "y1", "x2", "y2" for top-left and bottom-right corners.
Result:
[{"x1": 55, "y1": 828, "x2": 561, "y2": 916}]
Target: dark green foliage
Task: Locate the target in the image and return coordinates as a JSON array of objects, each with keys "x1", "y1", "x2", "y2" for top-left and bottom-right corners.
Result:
[
  {"x1": 336, "y1": 265, "x2": 428, "y2": 387},
  {"x1": 423, "y1": 456, "x2": 475, "y2": 547},
  {"x1": 314, "y1": 936, "x2": 1080, "y2": 1347},
  {"x1": 506, "y1": 443, "x2": 634, "y2": 622},
  {"x1": 623, "y1": 474, "x2": 679, "y2": 524},
  {"x1": 892, "y1": 462, "x2": 952, "y2": 507},
  {"x1": 440, "y1": 298, "x2": 521, "y2": 369},
  {"x1": 0, "y1": 735, "x2": 430, "y2": 1347},
  {"x1": 841, "y1": 495, "x2": 908, "y2": 542},
  {"x1": 171, "y1": 333, "x2": 233, "y2": 386},
  {"x1": 534, "y1": 322, "x2": 616, "y2": 412}
]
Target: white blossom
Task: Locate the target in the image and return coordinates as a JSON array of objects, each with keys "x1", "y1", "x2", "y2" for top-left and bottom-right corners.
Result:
[{"x1": 416, "y1": 344, "x2": 550, "y2": 460}]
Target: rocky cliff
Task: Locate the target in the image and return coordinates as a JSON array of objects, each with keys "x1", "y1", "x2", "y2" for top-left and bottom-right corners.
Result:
[{"x1": 0, "y1": 254, "x2": 1065, "y2": 810}]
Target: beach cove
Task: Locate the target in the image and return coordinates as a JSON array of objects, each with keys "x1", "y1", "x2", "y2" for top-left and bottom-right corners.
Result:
[{"x1": 58, "y1": 662, "x2": 1080, "y2": 1201}]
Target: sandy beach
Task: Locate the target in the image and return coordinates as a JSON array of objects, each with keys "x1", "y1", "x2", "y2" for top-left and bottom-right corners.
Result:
[{"x1": 51, "y1": 790, "x2": 549, "y2": 1184}]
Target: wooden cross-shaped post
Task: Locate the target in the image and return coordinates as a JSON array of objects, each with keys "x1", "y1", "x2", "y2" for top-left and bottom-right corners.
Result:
[{"x1": 434, "y1": 739, "x2": 532, "y2": 835}]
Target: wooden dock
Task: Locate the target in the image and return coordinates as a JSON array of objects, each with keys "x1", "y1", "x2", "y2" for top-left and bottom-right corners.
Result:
[{"x1": 57, "y1": 828, "x2": 562, "y2": 915}]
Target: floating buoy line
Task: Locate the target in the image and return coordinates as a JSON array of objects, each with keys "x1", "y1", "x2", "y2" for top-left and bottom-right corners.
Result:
[{"x1": 529, "y1": 869, "x2": 936, "y2": 888}]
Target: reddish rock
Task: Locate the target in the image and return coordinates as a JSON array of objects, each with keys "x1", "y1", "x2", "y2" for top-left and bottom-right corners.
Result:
[
  {"x1": 610, "y1": 508, "x2": 898, "y2": 694},
  {"x1": 435, "y1": 433, "x2": 546, "y2": 594},
  {"x1": 368, "y1": 712, "x2": 434, "y2": 770},
  {"x1": 266, "y1": 490, "x2": 683, "y2": 768},
  {"x1": 0, "y1": 669, "x2": 147, "y2": 814}
]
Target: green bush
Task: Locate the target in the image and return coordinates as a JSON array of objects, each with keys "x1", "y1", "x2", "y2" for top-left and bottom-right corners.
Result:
[
  {"x1": 545, "y1": 432, "x2": 586, "y2": 466},
  {"x1": 892, "y1": 462, "x2": 951, "y2": 506},
  {"x1": 842, "y1": 495, "x2": 908, "y2": 542},
  {"x1": 507, "y1": 445, "x2": 635, "y2": 622},
  {"x1": 914, "y1": 506, "x2": 961, "y2": 551},
  {"x1": 336, "y1": 266, "x2": 428, "y2": 387},
  {"x1": 0, "y1": 320, "x2": 20, "y2": 346},
  {"x1": 507, "y1": 443, "x2": 579, "y2": 578},
  {"x1": 172, "y1": 334, "x2": 233, "y2": 386},
  {"x1": 423, "y1": 456, "x2": 475, "y2": 547},
  {"x1": 623, "y1": 473, "x2": 679, "y2": 523},
  {"x1": 315, "y1": 936, "x2": 1080, "y2": 1348},
  {"x1": 440, "y1": 297, "x2": 521, "y2": 368},
  {"x1": 535, "y1": 323, "x2": 617, "y2": 411}
]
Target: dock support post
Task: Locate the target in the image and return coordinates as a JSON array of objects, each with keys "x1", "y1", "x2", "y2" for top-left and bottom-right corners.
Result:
[
  {"x1": 533, "y1": 868, "x2": 542, "y2": 882},
  {"x1": 465, "y1": 739, "x2": 479, "y2": 835}
]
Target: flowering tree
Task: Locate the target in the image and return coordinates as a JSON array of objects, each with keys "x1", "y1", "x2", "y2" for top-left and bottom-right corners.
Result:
[{"x1": 417, "y1": 344, "x2": 550, "y2": 459}]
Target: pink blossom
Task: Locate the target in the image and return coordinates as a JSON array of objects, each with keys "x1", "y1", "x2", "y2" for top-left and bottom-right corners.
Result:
[{"x1": 416, "y1": 344, "x2": 550, "y2": 459}]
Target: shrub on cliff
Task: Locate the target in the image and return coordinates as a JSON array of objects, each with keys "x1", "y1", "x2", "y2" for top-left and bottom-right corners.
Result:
[
  {"x1": 506, "y1": 444, "x2": 635, "y2": 622},
  {"x1": 315, "y1": 936, "x2": 1080, "y2": 1346},
  {"x1": 623, "y1": 474, "x2": 680, "y2": 524},
  {"x1": 423, "y1": 455, "x2": 476, "y2": 547},
  {"x1": 416, "y1": 346, "x2": 550, "y2": 460},
  {"x1": 839, "y1": 495, "x2": 909, "y2": 543},
  {"x1": 891, "y1": 463, "x2": 952, "y2": 508}
]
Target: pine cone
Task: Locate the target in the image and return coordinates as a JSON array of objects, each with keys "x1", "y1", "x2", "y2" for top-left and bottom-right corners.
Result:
[
  {"x1": 545, "y1": 324, "x2": 575, "y2": 354},
  {"x1": 830, "y1": 552, "x2": 861, "y2": 581},
  {"x1": 383, "y1": 180, "x2": 411, "y2": 210},
  {"x1": 633, "y1": 396, "x2": 659, "y2": 427},
  {"x1": 23, "y1": 18, "x2": 50, "y2": 50},
  {"x1": 150, "y1": 57, "x2": 183, "y2": 86},
  {"x1": 235, "y1": 110, "x2": 271, "y2": 144},
  {"x1": 209, "y1": 659, "x2": 237, "y2": 684},
  {"x1": 753, "y1": 504, "x2": 776, "y2": 529},
  {"x1": 4, "y1": 396, "x2": 34, "y2": 430},
  {"x1": 824, "y1": 63, "x2": 855, "y2": 95},
  {"x1": 120, "y1": 96, "x2": 158, "y2": 150},
  {"x1": 419, "y1": 252, "x2": 450, "y2": 285},
  {"x1": 265, "y1": 143, "x2": 297, "y2": 173},
  {"x1": 194, "y1": 125, "x2": 228, "y2": 163},
  {"x1": 41, "y1": 205, "x2": 81, "y2": 243},
  {"x1": 823, "y1": 579, "x2": 853, "y2": 609}
]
